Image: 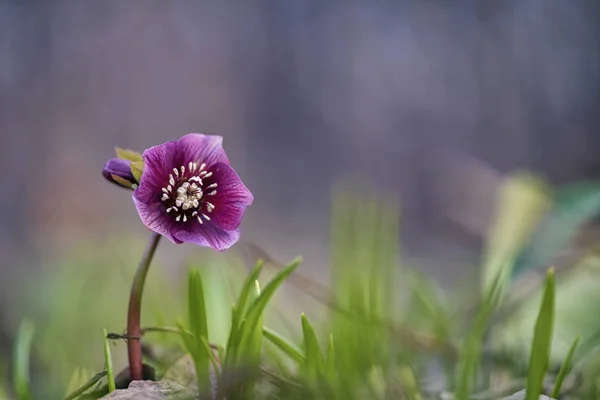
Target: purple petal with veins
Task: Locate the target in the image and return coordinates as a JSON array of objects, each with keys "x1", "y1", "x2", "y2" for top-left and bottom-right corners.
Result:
[{"x1": 132, "y1": 133, "x2": 253, "y2": 251}]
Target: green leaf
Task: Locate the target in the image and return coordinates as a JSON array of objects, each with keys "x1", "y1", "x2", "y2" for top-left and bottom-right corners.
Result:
[
  {"x1": 232, "y1": 260, "x2": 264, "y2": 330},
  {"x1": 397, "y1": 366, "x2": 423, "y2": 400},
  {"x1": 552, "y1": 336, "x2": 579, "y2": 398},
  {"x1": 242, "y1": 258, "x2": 300, "y2": 340},
  {"x1": 245, "y1": 281, "x2": 264, "y2": 365},
  {"x1": 110, "y1": 174, "x2": 136, "y2": 189},
  {"x1": 512, "y1": 181, "x2": 600, "y2": 282},
  {"x1": 115, "y1": 147, "x2": 143, "y2": 162},
  {"x1": 63, "y1": 370, "x2": 107, "y2": 400},
  {"x1": 455, "y1": 273, "x2": 502, "y2": 400},
  {"x1": 186, "y1": 269, "x2": 210, "y2": 391},
  {"x1": 13, "y1": 319, "x2": 34, "y2": 400},
  {"x1": 200, "y1": 337, "x2": 220, "y2": 378},
  {"x1": 524, "y1": 268, "x2": 556, "y2": 400},
  {"x1": 301, "y1": 313, "x2": 326, "y2": 380},
  {"x1": 130, "y1": 161, "x2": 144, "y2": 183},
  {"x1": 328, "y1": 187, "x2": 399, "y2": 385},
  {"x1": 224, "y1": 261, "x2": 263, "y2": 369},
  {"x1": 227, "y1": 258, "x2": 300, "y2": 368},
  {"x1": 102, "y1": 329, "x2": 116, "y2": 393},
  {"x1": 481, "y1": 172, "x2": 551, "y2": 295},
  {"x1": 263, "y1": 326, "x2": 305, "y2": 365},
  {"x1": 240, "y1": 280, "x2": 264, "y2": 398},
  {"x1": 325, "y1": 334, "x2": 337, "y2": 389},
  {"x1": 188, "y1": 269, "x2": 209, "y2": 343}
]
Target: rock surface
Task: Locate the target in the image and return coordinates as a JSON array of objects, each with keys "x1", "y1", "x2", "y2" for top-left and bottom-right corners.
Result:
[
  {"x1": 100, "y1": 380, "x2": 194, "y2": 400},
  {"x1": 501, "y1": 390, "x2": 555, "y2": 400}
]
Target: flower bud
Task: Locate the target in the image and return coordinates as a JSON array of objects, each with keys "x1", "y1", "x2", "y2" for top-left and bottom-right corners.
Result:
[{"x1": 102, "y1": 158, "x2": 137, "y2": 190}]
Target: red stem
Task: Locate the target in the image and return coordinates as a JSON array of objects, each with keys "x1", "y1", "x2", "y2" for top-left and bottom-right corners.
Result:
[{"x1": 127, "y1": 232, "x2": 161, "y2": 381}]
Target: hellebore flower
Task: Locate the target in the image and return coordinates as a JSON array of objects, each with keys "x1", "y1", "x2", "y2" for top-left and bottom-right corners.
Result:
[
  {"x1": 132, "y1": 133, "x2": 253, "y2": 251},
  {"x1": 102, "y1": 158, "x2": 138, "y2": 189}
]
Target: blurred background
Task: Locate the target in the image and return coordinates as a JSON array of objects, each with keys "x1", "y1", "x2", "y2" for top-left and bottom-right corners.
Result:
[{"x1": 1, "y1": 0, "x2": 600, "y2": 395}]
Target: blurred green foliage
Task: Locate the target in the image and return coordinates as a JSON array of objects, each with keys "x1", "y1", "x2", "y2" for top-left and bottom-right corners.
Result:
[{"x1": 6, "y1": 174, "x2": 600, "y2": 399}]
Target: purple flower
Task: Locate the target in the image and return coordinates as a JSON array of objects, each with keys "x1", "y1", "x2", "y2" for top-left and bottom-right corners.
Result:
[
  {"x1": 103, "y1": 158, "x2": 137, "y2": 189},
  {"x1": 132, "y1": 133, "x2": 253, "y2": 251}
]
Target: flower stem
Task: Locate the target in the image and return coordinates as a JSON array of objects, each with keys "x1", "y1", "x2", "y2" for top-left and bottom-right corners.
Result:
[{"x1": 127, "y1": 232, "x2": 161, "y2": 381}]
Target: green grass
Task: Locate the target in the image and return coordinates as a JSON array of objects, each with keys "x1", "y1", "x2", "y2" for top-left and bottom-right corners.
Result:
[
  {"x1": 13, "y1": 319, "x2": 34, "y2": 400},
  {"x1": 524, "y1": 268, "x2": 555, "y2": 400},
  {"x1": 102, "y1": 329, "x2": 116, "y2": 393},
  {"x1": 9, "y1": 174, "x2": 600, "y2": 399}
]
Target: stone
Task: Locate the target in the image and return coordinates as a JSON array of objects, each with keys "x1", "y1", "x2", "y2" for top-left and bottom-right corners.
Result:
[
  {"x1": 99, "y1": 380, "x2": 194, "y2": 400},
  {"x1": 501, "y1": 390, "x2": 555, "y2": 400}
]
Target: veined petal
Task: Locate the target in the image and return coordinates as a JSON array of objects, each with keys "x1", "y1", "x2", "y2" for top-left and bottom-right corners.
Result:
[
  {"x1": 206, "y1": 163, "x2": 254, "y2": 231},
  {"x1": 129, "y1": 133, "x2": 252, "y2": 251},
  {"x1": 132, "y1": 193, "x2": 183, "y2": 244},
  {"x1": 176, "y1": 133, "x2": 229, "y2": 168},
  {"x1": 172, "y1": 224, "x2": 241, "y2": 252}
]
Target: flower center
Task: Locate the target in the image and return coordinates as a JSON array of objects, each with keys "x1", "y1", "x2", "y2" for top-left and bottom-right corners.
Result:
[{"x1": 160, "y1": 162, "x2": 217, "y2": 224}]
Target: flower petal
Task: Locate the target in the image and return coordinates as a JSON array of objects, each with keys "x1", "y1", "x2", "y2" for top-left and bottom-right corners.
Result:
[
  {"x1": 130, "y1": 133, "x2": 251, "y2": 251},
  {"x1": 132, "y1": 193, "x2": 183, "y2": 244},
  {"x1": 206, "y1": 163, "x2": 254, "y2": 231},
  {"x1": 172, "y1": 224, "x2": 241, "y2": 251},
  {"x1": 142, "y1": 140, "x2": 179, "y2": 187},
  {"x1": 176, "y1": 133, "x2": 230, "y2": 168}
]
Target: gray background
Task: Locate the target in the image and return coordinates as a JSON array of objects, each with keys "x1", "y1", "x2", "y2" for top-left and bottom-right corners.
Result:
[{"x1": 1, "y1": 0, "x2": 599, "y2": 347}]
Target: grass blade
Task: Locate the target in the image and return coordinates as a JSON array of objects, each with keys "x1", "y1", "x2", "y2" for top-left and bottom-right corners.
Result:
[
  {"x1": 263, "y1": 326, "x2": 305, "y2": 365},
  {"x1": 188, "y1": 268, "x2": 209, "y2": 342},
  {"x1": 238, "y1": 258, "x2": 301, "y2": 352},
  {"x1": 186, "y1": 269, "x2": 211, "y2": 392},
  {"x1": 325, "y1": 334, "x2": 336, "y2": 383},
  {"x1": 301, "y1": 313, "x2": 325, "y2": 381},
  {"x1": 232, "y1": 260, "x2": 264, "y2": 330},
  {"x1": 102, "y1": 329, "x2": 116, "y2": 393},
  {"x1": 13, "y1": 319, "x2": 34, "y2": 400},
  {"x1": 455, "y1": 273, "x2": 502, "y2": 400},
  {"x1": 524, "y1": 268, "x2": 556, "y2": 400},
  {"x1": 240, "y1": 280, "x2": 264, "y2": 398},
  {"x1": 63, "y1": 371, "x2": 107, "y2": 400},
  {"x1": 200, "y1": 337, "x2": 220, "y2": 377},
  {"x1": 224, "y1": 261, "x2": 264, "y2": 366},
  {"x1": 551, "y1": 336, "x2": 579, "y2": 398},
  {"x1": 398, "y1": 366, "x2": 423, "y2": 400}
]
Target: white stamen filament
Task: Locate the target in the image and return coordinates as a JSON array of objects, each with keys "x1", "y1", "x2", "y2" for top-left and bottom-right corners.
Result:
[{"x1": 161, "y1": 162, "x2": 217, "y2": 224}]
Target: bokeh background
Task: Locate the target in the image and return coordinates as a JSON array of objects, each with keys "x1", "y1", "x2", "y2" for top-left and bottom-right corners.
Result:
[{"x1": 1, "y1": 0, "x2": 600, "y2": 395}]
